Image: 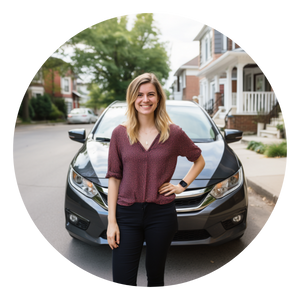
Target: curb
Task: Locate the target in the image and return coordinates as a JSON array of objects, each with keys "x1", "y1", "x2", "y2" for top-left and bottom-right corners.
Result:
[
  {"x1": 15, "y1": 121, "x2": 67, "y2": 127},
  {"x1": 241, "y1": 139, "x2": 249, "y2": 145},
  {"x1": 246, "y1": 177, "x2": 278, "y2": 204}
]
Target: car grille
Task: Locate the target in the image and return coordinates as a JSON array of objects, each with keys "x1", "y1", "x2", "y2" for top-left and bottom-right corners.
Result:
[
  {"x1": 96, "y1": 187, "x2": 211, "y2": 212},
  {"x1": 174, "y1": 193, "x2": 208, "y2": 210}
]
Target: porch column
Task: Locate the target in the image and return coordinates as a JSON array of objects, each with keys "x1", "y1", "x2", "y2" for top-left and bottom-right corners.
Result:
[
  {"x1": 214, "y1": 75, "x2": 220, "y2": 93},
  {"x1": 226, "y1": 67, "x2": 232, "y2": 110},
  {"x1": 204, "y1": 79, "x2": 209, "y2": 104},
  {"x1": 236, "y1": 63, "x2": 246, "y2": 113}
]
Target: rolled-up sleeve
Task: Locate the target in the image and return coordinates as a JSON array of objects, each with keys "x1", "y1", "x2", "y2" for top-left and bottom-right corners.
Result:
[
  {"x1": 177, "y1": 127, "x2": 202, "y2": 162},
  {"x1": 105, "y1": 128, "x2": 123, "y2": 180}
]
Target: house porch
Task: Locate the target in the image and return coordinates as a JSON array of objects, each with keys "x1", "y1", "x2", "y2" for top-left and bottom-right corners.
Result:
[{"x1": 197, "y1": 49, "x2": 278, "y2": 133}]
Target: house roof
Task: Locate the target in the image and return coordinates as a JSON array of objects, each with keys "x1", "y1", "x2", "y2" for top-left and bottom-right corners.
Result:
[
  {"x1": 196, "y1": 50, "x2": 254, "y2": 78},
  {"x1": 174, "y1": 55, "x2": 199, "y2": 76},
  {"x1": 193, "y1": 25, "x2": 209, "y2": 41},
  {"x1": 182, "y1": 56, "x2": 198, "y2": 67},
  {"x1": 72, "y1": 90, "x2": 82, "y2": 97}
]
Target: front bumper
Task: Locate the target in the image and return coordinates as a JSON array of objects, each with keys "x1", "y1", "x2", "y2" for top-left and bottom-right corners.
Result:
[{"x1": 65, "y1": 170, "x2": 248, "y2": 246}]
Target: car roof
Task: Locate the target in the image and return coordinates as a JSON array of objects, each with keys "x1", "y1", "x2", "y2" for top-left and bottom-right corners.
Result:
[{"x1": 111, "y1": 100, "x2": 198, "y2": 107}]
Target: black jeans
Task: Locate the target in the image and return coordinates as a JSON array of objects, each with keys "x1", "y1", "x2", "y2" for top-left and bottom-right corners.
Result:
[{"x1": 112, "y1": 201, "x2": 178, "y2": 287}]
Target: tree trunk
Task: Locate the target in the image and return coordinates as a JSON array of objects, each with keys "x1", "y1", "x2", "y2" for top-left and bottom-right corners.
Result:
[{"x1": 22, "y1": 90, "x2": 30, "y2": 122}]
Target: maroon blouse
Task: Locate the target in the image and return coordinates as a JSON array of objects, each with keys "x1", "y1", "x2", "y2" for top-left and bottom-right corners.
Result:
[{"x1": 105, "y1": 124, "x2": 202, "y2": 206}]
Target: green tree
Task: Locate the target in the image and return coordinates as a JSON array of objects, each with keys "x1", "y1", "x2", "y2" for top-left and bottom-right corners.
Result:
[
  {"x1": 65, "y1": 14, "x2": 171, "y2": 100},
  {"x1": 84, "y1": 83, "x2": 112, "y2": 112},
  {"x1": 20, "y1": 90, "x2": 31, "y2": 122},
  {"x1": 19, "y1": 94, "x2": 35, "y2": 121}
]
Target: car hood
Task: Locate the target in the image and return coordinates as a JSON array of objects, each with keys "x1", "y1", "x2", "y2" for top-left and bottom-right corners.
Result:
[{"x1": 72, "y1": 137, "x2": 240, "y2": 189}]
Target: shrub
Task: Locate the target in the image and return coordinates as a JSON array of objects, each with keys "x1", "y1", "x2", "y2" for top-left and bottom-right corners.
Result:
[
  {"x1": 247, "y1": 141, "x2": 264, "y2": 152},
  {"x1": 48, "y1": 103, "x2": 64, "y2": 120},
  {"x1": 254, "y1": 143, "x2": 267, "y2": 154},
  {"x1": 30, "y1": 94, "x2": 52, "y2": 120},
  {"x1": 246, "y1": 141, "x2": 256, "y2": 150},
  {"x1": 53, "y1": 97, "x2": 67, "y2": 117},
  {"x1": 265, "y1": 142, "x2": 287, "y2": 157},
  {"x1": 247, "y1": 140, "x2": 287, "y2": 157}
]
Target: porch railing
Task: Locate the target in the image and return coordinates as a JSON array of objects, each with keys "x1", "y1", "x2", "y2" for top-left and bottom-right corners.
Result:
[
  {"x1": 204, "y1": 94, "x2": 224, "y2": 117},
  {"x1": 243, "y1": 92, "x2": 276, "y2": 114}
]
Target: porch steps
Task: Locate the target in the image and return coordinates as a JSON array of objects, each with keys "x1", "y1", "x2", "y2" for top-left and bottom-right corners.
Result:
[
  {"x1": 212, "y1": 106, "x2": 226, "y2": 129},
  {"x1": 258, "y1": 113, "x2": 283, "y2": 139}
]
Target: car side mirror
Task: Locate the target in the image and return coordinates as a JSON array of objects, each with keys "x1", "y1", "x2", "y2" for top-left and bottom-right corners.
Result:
[
  {"x1": 224, "y1": 129, "x2": 243, "y2": 143},
  {"x1": 68, "y1": 129, "x2": 86, "y2": 143}
]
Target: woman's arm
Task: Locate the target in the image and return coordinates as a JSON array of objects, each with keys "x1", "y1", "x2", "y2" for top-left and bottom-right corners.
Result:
[
  {"x1": 181, "y1": 155, "x2": 205, "y2": 190},
  {"x1": 107, "y1": 177, "x2": 121, "y2": 249},
  {"x1": 158, "y1": 155, "x2": 205, "y2": 196}
]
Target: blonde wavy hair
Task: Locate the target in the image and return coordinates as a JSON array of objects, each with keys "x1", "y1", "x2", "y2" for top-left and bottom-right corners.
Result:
[{"x1": 125, "y1": 73, "x2": 173, "y2": 145}]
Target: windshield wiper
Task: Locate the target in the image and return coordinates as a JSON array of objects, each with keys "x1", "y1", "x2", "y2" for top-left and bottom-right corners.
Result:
[{"x1": 96, "y1": 137, "x2": 111, "y2": 142}]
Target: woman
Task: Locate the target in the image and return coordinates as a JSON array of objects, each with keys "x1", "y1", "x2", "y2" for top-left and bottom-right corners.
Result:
[{"x1": 106, "y1": 73, "x2": 205, "y2": 287}]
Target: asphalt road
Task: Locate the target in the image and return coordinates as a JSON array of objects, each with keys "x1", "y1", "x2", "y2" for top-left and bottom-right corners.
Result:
[{"x1": 13, "y1": 123, "x2": 275, "y2": 286}]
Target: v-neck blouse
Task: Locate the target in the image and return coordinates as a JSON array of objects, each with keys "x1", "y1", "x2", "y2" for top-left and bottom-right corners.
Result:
[{"x1": 105, "y1": 124, "x2": 202, "y2": 206}]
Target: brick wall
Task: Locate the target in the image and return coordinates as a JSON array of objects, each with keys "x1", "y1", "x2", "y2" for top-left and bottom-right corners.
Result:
[
  {"x1": 227, "y1": 115, "x2": 257, "y2": 133},
  {"x1": 184, "y1": 76, "x2": 199, "y2": 100}
]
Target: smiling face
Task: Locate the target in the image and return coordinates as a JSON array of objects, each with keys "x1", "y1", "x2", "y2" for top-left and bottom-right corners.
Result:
[{"x1": 134, "y1": 82, "x2": 159, "y2": 117}]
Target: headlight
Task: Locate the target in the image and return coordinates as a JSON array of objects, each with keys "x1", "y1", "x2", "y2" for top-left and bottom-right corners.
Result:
[
  {"x1": 210, "y1": 168, "x2": 243, "y2": 199},
  {"x1": 69, "y1": 167, "x2": 98, "y2": 198}
]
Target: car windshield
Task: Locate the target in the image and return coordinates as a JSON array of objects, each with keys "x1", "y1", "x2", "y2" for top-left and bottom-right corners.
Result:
[{"x1": 93, "y1": 103, "x2": 216, "y2": 142}]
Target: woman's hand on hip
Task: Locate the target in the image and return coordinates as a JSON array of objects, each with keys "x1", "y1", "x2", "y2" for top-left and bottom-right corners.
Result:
[
  {"x1": 158, "y1": 183, "x2": 185, "y2": 196},
  {"x1": 107, "y1": 221, "x2": 120, "y2": 250}
]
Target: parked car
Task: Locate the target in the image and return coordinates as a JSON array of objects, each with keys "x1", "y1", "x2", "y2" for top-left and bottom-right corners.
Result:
[
  {"x1": 67, "y1": 108, "x2": 98, "y2": 124},
  {"x1": 65, "y1": 100, "x2": 248, "y2": 246}
]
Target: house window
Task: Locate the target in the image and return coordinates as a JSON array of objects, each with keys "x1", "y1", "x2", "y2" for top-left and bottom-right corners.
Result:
[
  {"x1": 64, "y1": 78, "x2": 70, "y2": 92},
  {"x1": 73, "y1": 79, "x2": 76, "y2": 90},
  {"x1": 232, "y1": 41, "x2": 235, "y2": 50},
  {"x1": 200, "y1": 30, "x2": 212, "y2": 65},
  {"x1": 245, "y1": 74, "x2": 252, "y2": 91},
  {"x1": 205, "y1": 38, "x2": 208, "y2": 61},
  {"x1": 210, "y1": 30, "x2": 212, "y2": 57},
  {"x1": 255, "y1": 74, "x2": 264, "y2": 91}
]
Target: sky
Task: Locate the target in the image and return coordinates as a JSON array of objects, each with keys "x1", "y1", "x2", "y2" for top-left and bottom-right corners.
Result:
[{"x1": 55, "y1": 13, "x2": 203, "y2": 90}]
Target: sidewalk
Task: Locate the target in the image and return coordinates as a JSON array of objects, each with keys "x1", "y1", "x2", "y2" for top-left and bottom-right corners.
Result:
[{"x1": 229, "y1": 135, "x2": 287, "y2": 204}]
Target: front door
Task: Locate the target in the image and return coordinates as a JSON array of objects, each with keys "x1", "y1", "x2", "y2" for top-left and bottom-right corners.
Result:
[{"x1": 255, "y1": 74, "x2": 264, "y2": 91}]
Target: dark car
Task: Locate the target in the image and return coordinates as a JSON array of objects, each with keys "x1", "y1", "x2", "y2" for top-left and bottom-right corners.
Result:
[{"x1": 65, "y1": 100, "x2": 248, "y2": 246}]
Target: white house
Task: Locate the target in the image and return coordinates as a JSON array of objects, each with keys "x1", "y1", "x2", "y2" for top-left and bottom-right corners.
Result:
[{"x1": 193, "y1": 25, "x2": 278, "y2": 133}]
